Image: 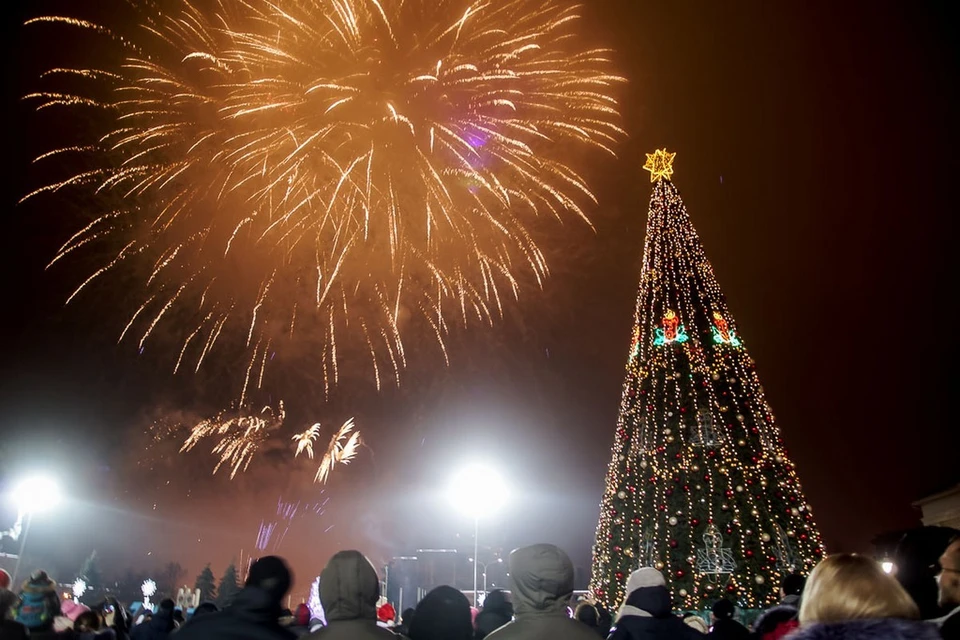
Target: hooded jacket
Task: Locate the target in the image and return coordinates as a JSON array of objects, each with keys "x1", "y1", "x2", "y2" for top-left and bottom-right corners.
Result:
[
  {"x1": 753, "y1": 605, "x2": 800, "y2": 640},
  {"x1": 173, "y1": 586, "x2": 295, "y2": 640},
  {"x1": 609, "y1": 585, "x2": 702, "y2": 640},
  {"x1": 475, "y1": 590, "x2": 514, "y2": 639},
  {"x1": 788, "y1": 618, "x2": 941, "y2": 640},
  {"x1": 485, "y1": 544, "x2": 596, "y2": 640},
  {"x1": 304, "y1": 551, "x2": 400, "y2": 640}
]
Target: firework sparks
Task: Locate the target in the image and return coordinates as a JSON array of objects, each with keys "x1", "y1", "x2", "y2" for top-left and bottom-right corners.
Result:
[
  {"x1": 292, "y1": 423, "x2": 321, "y2": 459},
  {"x1": 26, "y1": 0, "x2": 625, "y2": 396},
  {"x1": 180, "y1": 402, "x2": 286, "y2": 478},
  {"x1": 314, "y1": 418, "x2": 361, "y2": 485}
]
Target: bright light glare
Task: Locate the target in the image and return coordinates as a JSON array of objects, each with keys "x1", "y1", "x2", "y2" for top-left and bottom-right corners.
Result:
[
  {"x1": 448, "y1": 464, "x2": 507, "y2": 519},
  {"x1": 881, "y1": 561, "x2": 895, "y2": 574},
  {"x1": 11, "y1": 476, "x2": 61, "y2": 514}
]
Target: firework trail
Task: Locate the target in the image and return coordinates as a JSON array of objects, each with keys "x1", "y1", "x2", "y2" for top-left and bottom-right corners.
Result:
[
  {"x1": 180, "y1": 401, "x2": 286, "y2": 478},
  {"x1": 26, "y1": 0, "x2": 625, "y2": 397},
  {"x1": 257, "y1": 495, "x2": 329, "y2": 551},
  {"x1": 292, "y1": 423, "x2": 321, "y2": 459}
]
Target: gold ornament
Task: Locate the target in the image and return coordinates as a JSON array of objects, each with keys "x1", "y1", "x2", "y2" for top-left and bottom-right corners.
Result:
[{"x1": 642, "y1": 148, "x2": 677, "y2": 183}]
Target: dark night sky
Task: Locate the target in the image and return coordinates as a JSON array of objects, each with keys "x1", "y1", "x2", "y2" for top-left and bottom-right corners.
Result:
[{"x1": 0, "y1": 0, "x2": 957, "y2": 594}]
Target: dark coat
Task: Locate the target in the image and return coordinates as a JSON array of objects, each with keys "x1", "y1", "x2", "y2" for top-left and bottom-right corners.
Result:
[
  {"x1": 0, "y1": 619, "x2": 30, "y2": 640},
  {"x1": 303, "y1": 551, "x2": 400, "y2": 640},
  {"x1": 707, "y1": 618, "x2": 751, "y2": 640},
  {"x1": 475, "y1": 590, "x2": 514, "y2": 640},
  {"x1": 486, "y1": 544, "x2": 599, "y2": 640},
  {"x1": 130, "y1": 607, "x2": 176, "y2": 640},
  {"x1": 174, "y1": 587, "x2": 295, "y2": 640},
  {"x1": 752, "y1": 605, "x2": 799, "y2": 640},
  {"x1": 789, "y1": 618, "x2": 942, "y2": 640},
  {"x1": 608, "y1": 585, "x2": 702, "y2": 640}
]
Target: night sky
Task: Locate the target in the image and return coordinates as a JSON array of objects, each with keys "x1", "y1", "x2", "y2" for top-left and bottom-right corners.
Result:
[{"x1": 1, "y1": 0, "x2": 956, "y2": 597}]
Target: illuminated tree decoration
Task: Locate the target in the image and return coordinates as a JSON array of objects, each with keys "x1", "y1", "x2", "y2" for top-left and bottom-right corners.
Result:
[
  {"x1": 590, "y1": 151, "x2": 825, "y2": 612},
  {"x1": 711, "y1": 311, "x2": 742, "y2": 346},
  {"x1": 653, "y1": 309, "x2": 689, "y2": 346}
]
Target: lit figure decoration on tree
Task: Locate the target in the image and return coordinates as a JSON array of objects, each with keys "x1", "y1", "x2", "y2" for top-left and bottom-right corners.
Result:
[
  {"x1": 653, "y1": 309, "x2": 689, "y2": 346},
  {"x1": 590, "y1": 150, "x2": 825, "y2": 612},
  {"x1": 711, "y1": 311, "x2": 742, "y2": 346},
  {"x1": 141, "y1": 579, "x2": 157, "y2": 610},
  {"x1": 696, "y1": 525, "x2": 736, "y2": 575},
  {"x1": 72, "y1": 578, "x2": 87, "y2": 601}
]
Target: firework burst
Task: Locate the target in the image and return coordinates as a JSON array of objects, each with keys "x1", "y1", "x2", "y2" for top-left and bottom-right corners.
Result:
[
  {"x1": 180, "y1": 401, "x2": 286, "y2": 478},
  {"x1": 294, "y1": 418, "x2": 362, "y2": 484},
  {"x1": 26, "y1": 0, "x2": 625, "y2": 396}
]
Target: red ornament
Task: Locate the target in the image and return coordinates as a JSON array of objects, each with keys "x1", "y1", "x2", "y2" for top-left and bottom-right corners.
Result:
[
  {"x1": 691, "y1": 518, "x2": 700, "y2": 527},
  {"x1": 680, "y1": 407, "x2": 688, "y2": 414},
  {"x1": 613, "y1": 546, "x2": 621, "y2": 552},
  {"x1": 745, "y1": 550, "x2": 754, "y2": 558},
  {"x1": 665, "y1": 489, "x2": 673, "y2": 497},
  {"x1": 615, "y1": 572, "x2": 624, "y2": 580},
  {"x1": 676, "y1": 569, "x2": 685, "y2": 578},
  {"x1": 726, "y1": 584, "x2": 735, "y2": 593},
  {"x1": 669, "y1": 540, "x2": 678, "y2": 548}
]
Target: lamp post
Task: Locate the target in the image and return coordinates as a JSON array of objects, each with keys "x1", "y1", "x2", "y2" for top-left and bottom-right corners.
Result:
[
  {"x1": 9, "y1": 476, "x2": 61, "y2": 584},
  {"x1": 469, "y1": 557, "x2": 503, "y2": 598},
  {"x1": 448, "y1": 464, "x2": 507, "y2": 607}
]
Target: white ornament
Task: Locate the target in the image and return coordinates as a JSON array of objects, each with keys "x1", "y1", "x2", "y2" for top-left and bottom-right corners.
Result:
[
  {"x1": 667, "y1": 411, "x2": 674, "y2": 417},
  {"x1": 736, "y1": 414, "x2": 745, "y2": 422},
  {"x1": 640, "y1": 460, "x2": 648, "y2": 469},
  {"x1": 761, "y1": 533, "x2": 771, "y2": 542},
  {"x1": 668, "y1": 517, "x2": 678, "y2": 526},
  {"x1": 679, "y1": 589, "x2": 688, "y2": 597},
  {"x1": 618, "y1": 491, "x2": 627, "y2": 499},
  {"x1": 791, "y1": 508, "x2": 799, "y2": 516},
  {"x1": 755, "y1": 575, "x2": 765, "y2": 584},
  {"x1": 664, "y1": 428, "x2": 672, "y2": 435},
  {"x1": 736, "y1": 485, "x2": 744, "y2": 492},
  {"x1": 711, "y1": 373, "x2": 720, "y2": 381},
  {"x1": 775, "y1": 455, "x2": 783, "y2": 463}
]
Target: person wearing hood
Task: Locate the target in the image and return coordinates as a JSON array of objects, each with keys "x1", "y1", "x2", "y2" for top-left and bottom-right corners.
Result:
[
  {"x1": 574, "y1": 602, "x2": 604, "y2": 637},
  {"x1": 304, "y1": 550, "x2": 399, "y2": 640},
  {"x1": 75, "y1": 610, "x2": 117, "y2": 640},
  {"x1": 790, "y1": 553, "x2": 941, "y2": 640},
  {"x1": 395, "y1": 607, "x2": 416, "y2": 637},
  {"x1": 15, "y1": 569, "x2": 75, "y2": 639},
  {"x1": 484, "y1": 543, "x2": 595, "y2": 640},
  {"x1": 608, "y1": 567, "x2": 701, "y2": 640},
  {"x1": 407, "y1": 585, "x2": 473, "y2": 640},
  {"x1": 706, "y1": 600, "x2": 750, "y2": 640},
  {"x1": 752, "y1": 573, "x2": 804, "y2": 640},
  {"x1": 130, "y1": 599, "x2": 176, "y2": 640},
  {"x1": 475, "y1": 589, "x2": 514, "y2": 639},
  {"x1": 174, "y1": 555, "x2": 296, "y2": 640}
]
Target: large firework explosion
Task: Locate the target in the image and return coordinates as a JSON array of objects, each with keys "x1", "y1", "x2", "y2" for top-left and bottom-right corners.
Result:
[{"x1": 25, "y1": 0, "x2": 625, "y2": 399}]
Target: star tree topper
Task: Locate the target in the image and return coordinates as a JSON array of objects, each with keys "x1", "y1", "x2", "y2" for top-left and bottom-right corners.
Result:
[{"x1": 643, "y1": 148, "x2": 676, "y2": 182}]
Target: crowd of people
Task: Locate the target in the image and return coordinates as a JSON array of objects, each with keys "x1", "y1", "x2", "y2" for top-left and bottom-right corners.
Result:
[{"x1": 0, "y1": 535, "x2": 957, "y2": 640}]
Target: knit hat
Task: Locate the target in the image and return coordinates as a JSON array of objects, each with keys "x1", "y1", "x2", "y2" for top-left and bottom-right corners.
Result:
[
  {"x1": 246, "y1": 556, "x2": 292, "y2": 602},
  {"x1": 377, "y1": 602, "x2": 396, "y2": 624},
  {"x1": 624, "y1": 568, "x2": 666, "y2": 596},
  {"x1": 0, "y1": 569, "x2": 11, "y2": 590}
]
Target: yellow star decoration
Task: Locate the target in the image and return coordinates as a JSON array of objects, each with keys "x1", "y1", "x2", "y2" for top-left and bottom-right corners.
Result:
[{"x1": 643, "y1": 148, "x2": 676, "y2": 182}]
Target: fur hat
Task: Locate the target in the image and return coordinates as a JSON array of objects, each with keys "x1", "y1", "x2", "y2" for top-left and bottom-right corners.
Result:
[{"x1": 624, "y1": 567, "x2": 666, "y2": 596}]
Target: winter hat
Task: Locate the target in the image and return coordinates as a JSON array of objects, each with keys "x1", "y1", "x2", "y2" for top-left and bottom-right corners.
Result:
[
  {"x1": 684, "y1": 615, "x2": 709, "y2": 633},
  {"x1": 377, "y1": 602, "x2": 396, "y2": 624},
  {"x1": 408, "y1": 585, "x2": 473, "y2": 640},
  {"x1": 246, "y1": 555, "x2": 292, "y2": 602},
  {"x1": 624, "y1": 567, "x2": 666, "y2": 596},
  {"x1": 712, "y1": 599, "x2": 735, "y2": 620},
  {"x1": 0, "y1": 569, "x2": 11, "y2": 590}
]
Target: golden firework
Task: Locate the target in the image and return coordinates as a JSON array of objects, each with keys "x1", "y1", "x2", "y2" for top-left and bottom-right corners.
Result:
[
  {"x1": 26, "y1": 0, "x2": 625, "y2": 396},
  {"x1": 180, "y1": 402, "x2": 286, "y2": 478}
]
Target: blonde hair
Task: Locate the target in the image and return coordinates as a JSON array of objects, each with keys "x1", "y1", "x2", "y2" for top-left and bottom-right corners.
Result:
[{"x1": 799, "y1": 553, "x2": 919, "y2": 624}]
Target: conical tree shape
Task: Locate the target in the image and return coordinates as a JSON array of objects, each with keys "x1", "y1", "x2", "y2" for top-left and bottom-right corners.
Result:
[{"x1": 590, "y1": 150, "x2": 825, "y2": 612}]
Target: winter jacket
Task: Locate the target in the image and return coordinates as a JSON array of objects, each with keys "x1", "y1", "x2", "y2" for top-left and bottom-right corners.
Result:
[
  {"x1": 485, "y1": 544, "x2": 596, "y2": 640},
  {"x1": 938, "y1": 605, "x2": 960, "y2": 640},
  {"x1": 475, "y1": 590, "x2": 514, "y2": 640},
  {"x1": 303, "y1": 550, "x2": 400, "y2": 640},
  {"x1": 1, "y1": 619, "x2": 30, "y2": 640},
  {"x1": 16, "y1": 573, "x2": 61, "y2": 630},
  {"x1": 789, "y1": 618, "x2": 942, "y2": 640},
  {"x1": 130, "y1": 606, "x2": 176, "y2": 640},
  {"x1": 706, "y1": 618, "x2": 751, "y2": 640},
  {"x1": 752, "y1": 605, "x2": 799, "y2": 640},
  {"x1": 608, "y1": 585, "x2": 702, "y2": 640},
  {"x1": 173, "y1": 586, "x2": 295, "y2": 640}
]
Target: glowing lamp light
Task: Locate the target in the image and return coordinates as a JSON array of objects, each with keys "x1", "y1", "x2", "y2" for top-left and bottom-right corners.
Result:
[
  {"x1": 447, "y1": 464, "x2": 507, "y2": 518},
  {"x1": 881, "y1": 560, "x2": 895, "y2": 575},
  {"x1": 11, "y1": 476, "x2": 61, "y2": 514}
]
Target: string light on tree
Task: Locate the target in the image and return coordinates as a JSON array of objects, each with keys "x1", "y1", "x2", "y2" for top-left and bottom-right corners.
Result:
[{"x1": 590, "y1": 150, "x2": 825, "y2": 612}]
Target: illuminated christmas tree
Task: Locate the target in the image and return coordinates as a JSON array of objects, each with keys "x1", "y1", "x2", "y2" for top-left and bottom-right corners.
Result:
[{"x1": 590, "y1": 150, "x2": 825, "y2": 612}]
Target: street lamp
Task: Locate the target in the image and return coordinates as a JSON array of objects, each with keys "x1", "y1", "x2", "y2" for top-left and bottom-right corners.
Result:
[
  {"x1": 448, "y1": 463, "x2": 507, "y2": 607},
  {"x1": 469, "y1": 557, "x2": 503, "y2": 598},
  {"x1": 9, "y1": 476, "x2": 61, "y2": 584}
]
